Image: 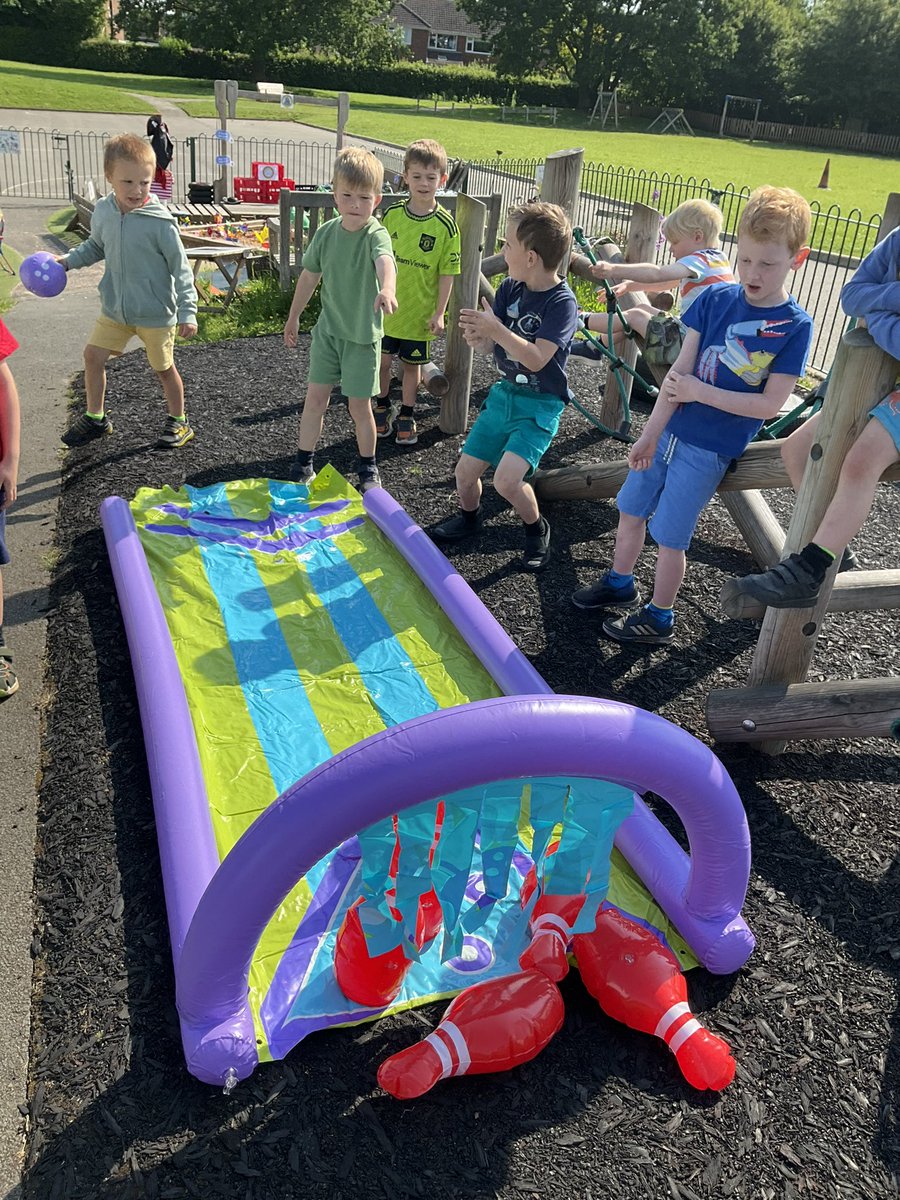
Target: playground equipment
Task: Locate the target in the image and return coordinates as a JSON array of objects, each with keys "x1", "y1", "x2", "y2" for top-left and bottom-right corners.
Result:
[
  {"x1": 18, "y1": 251, "x2": 66, "y2": 298},
  {"x1": 718, "y1": 95, "x2": 763, "y2": 142},
  {"x1": 589, "y1": 88, "x2": 619, "y2": 129},
  {"x1": 647, "y1": 108, "x2": 694, "y2": 136},
  {"x1": 101, "y1": 470, "x2": 754, "y2": 1088}
]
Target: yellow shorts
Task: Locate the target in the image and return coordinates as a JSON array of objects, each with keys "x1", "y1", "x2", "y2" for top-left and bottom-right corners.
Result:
[{"x1": 88, "y1": 316, "x2": 176, "y2": 372}]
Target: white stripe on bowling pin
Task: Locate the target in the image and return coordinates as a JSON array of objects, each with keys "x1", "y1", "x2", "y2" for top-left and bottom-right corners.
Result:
[
  {"x1": 654, "y1": 1001, "x2": 691, "y2": 1041},
  {"x1": 531, "y1": 912, "x2": 572, "y2": 948}
]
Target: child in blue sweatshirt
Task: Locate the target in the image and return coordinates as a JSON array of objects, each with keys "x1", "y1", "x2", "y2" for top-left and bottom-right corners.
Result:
[
  {"x1": 60, "y1": 133, "x2": 198, "y2": 449},
  {"x1": 722, "y1": 225, "x2": 900, "y2": 611}
]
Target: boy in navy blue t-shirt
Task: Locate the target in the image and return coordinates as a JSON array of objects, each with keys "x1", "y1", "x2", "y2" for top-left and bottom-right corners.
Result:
[
  {"x1": 432, "y1": 202, "x2": 577, "y2": 572},
  {"x1": 572, "y1": 185, "x2": 813, "y2": 644}
]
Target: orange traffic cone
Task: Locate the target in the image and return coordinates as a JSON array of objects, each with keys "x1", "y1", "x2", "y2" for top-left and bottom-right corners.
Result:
[{"x1": 817, "y1": 159, "x2": 831, "y2": 190}]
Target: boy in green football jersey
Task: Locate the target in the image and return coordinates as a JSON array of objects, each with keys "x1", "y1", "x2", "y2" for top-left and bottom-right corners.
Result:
[{"x1": 375, "y1": 139, "x2": 461, "y2": 445}]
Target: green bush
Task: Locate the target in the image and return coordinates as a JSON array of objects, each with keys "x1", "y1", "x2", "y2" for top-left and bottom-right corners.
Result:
[{"x1": 193, "y1": 270, "x2": 320, "y2": 343}]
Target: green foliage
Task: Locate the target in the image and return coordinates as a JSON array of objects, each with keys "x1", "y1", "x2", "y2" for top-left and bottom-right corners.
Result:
[
  {"x1": 193, "y1": 271, "x2": 319, "y2": 343},
  {"x1": 0, "y1": 0, "x2": 105, "y2": 52}
]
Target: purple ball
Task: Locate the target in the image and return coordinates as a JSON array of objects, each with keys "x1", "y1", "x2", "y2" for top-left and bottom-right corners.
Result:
[{"x1": 19, "y1": 252, "x2": 67, "y2": 299}]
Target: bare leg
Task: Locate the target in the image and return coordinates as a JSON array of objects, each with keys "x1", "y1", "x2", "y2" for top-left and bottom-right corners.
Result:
[
  {"x1": 377, "y1": 352, "x2": 393, "y2": 401},
  {"x1": 780, "y1": 411, "x2": 820, "y2": 492},
  {"x1": 493, "y1": 452, "x2": 539, "y2": 523},
  {"x1": 83, "y1": 344, "x2": 114, "y2": 415},
  {"x1": 455, "y1": 453, "x2": 489, "y2": 511},
  {"x1": 156, "y1": 365, "x2": 186, "y2": 419},
  {"x1": 297, "y1": 382, "x2": 333, "y2": 453},
  {"x1": 402, "y1": 363, "x2": 420, "y2": 411},
  {"x1": 611, "y1": 511, "x2": 647, "y2": 575},
  {"x1": 813, "y1": 419, "x2": 898, "y2": 554},
  {"x1": 347, "y1": 395, "x2": 377, "y2": 458},
  {"x1": 652, "y1": 545, "x2": 686, "y2": 608}
]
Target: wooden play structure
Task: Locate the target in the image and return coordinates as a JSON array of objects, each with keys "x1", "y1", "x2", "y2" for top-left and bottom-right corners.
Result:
[{"x1": 537, "y1": 190, "x2": 900, "y2": 754}]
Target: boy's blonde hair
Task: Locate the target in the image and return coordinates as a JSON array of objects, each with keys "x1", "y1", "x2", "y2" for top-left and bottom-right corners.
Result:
[
  {"x1": 403, "y1": 139, "x2": 448, "y2": 176},
  {"x1": 739, "y1": 186, "x2": 811, "y2": 255},
  {"x1": 507, "y1": 201, "x2": 572, "y2": 271},
  {"x1": 662, "y1": 199, "x2": 724, "y2": 248},
  {"x1": 332, "y1": 147, "x2": 383, "y2": 194},
  {"x1": 104, "y1": 134, "x2": 155, "y2": 177}
]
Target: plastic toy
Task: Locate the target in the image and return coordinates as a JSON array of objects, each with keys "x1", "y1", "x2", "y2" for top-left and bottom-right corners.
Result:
[{"x1": 19, "y1": 252, "x2": 67, "y2": 298}]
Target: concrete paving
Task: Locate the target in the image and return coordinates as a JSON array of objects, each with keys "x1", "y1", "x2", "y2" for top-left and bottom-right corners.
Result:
[{"x1": 0, "y1": 198, "x2": 103, "y2": 1200}]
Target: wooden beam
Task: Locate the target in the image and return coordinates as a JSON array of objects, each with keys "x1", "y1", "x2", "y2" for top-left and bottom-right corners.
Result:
[
  {"x1": 441, "y1": 194, "x2": 485, "y2": 435},
  {"x1": 720, "y1": 568, "x2": 900, "y2": 619},
  {"x1": 707, "y1": 677, "x2": 900, "y2": 744},
  {"x1": 719, "y1": 492, "x2": 785, "y2": 570},
  {"x1": 533, "y1": 439, "x2": 900, "y2": 501}
]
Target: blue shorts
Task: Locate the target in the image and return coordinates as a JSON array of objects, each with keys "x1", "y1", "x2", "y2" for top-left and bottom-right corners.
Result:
[
  {"x1": 0, "y1": 487, "x2": 9, "y2": 567},
  {"x1": 463, "y1": 379, "x2": 565, "y2": 473},
  {"x1": 616, "y1": 432, "x2": 732, "y2": 551},
  {"x1": 870, "y1": 387, "x2": 900, "y2": 454}
]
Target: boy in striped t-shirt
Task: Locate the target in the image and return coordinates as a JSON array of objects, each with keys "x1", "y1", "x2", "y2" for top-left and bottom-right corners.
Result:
[
  {"x1": 580, "y1": 198, "x2": 733, "y2": 368},
  {"x1": 375, "y1": 139, "x2": 461, "y2": 445}
]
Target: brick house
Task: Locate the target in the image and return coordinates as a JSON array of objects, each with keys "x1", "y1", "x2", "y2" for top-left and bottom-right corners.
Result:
[{"x1": 388, "y1": 0, "x2": 493, "y2": 65}]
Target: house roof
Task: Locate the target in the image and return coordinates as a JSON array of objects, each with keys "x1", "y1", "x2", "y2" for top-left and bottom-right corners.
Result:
[{"x1": 388, "y1": 0, "x2": 486, "y2": 37}]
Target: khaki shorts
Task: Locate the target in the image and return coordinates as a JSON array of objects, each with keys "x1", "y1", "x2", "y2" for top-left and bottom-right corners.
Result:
[
  {"x1": 88, "y1": 316, "x2": 176, "y2": 372},
  {"x1": 309, "y1": 326, "x2": 380, "y2": 399}
]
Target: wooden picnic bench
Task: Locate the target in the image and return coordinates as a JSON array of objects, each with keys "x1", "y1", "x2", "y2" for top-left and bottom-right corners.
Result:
[{"x1": 184, "y1": 245, "x2": 266, "y2": 311}]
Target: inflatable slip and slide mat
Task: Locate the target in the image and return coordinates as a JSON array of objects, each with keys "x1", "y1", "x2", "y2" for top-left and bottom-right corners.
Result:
[{"x1": 100, "y1": 468, "x2": 755, "y2": 1087}]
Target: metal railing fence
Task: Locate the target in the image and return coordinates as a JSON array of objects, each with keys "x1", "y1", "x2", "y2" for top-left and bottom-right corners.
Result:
[{"x1": 0, "y1": 130, "x2": 885, "y2": 373}]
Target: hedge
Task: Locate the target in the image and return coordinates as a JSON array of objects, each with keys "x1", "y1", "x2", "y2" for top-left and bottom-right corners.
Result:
[{"x1": 0, "y1": 31, "x2": 579, "y2": 108}]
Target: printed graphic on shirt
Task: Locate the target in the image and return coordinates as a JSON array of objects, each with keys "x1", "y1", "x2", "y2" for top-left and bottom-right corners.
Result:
[{"x1": 696, "y1": 317, "x2": 793, "y2": 387}]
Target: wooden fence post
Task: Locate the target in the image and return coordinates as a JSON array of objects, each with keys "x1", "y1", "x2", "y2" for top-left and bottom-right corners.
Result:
[
  {"x1": 440, "y1": 194, "x2": 486, "y2": 435},
  {"x1": 539, "y1": 148, "x2": 584, "y2": 275},
  {"x1": 593, "y1": 203, "x2": 662, "y2": 433}
]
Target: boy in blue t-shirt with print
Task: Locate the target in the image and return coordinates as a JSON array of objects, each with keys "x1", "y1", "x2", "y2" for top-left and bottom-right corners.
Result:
[
  {"x1": 572, "y1": 185, "x2": 813, "y2": 645},
  {"x1": 431, "y1": 202, "x2": 577, "y2": 573}
]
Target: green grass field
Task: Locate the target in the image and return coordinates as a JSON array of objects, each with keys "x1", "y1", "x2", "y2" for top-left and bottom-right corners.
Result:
[{"x1": 1, "y1": 59, "x2": 895, "y2": 219}]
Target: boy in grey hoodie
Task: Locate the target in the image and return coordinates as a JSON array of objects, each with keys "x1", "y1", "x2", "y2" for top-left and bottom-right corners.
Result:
[{"x1": 60, "y1": 134, "x2": 198, "y2": 449}]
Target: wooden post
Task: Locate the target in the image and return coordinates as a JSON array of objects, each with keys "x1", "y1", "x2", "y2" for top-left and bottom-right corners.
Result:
[
  {"x1": 747, "y1": 325, "x2": 899, "y2": 754},
  {"x1": 441, "y1": 194, "x2": 486, "y2": 435},
  {"x1": 707, "y1": 678, "x2": 900, "y2": 744},
  {"x1": 596, "y1": 203, "x2": 662, "y2": 433},
  {"x1": 336, "y1": 93, "x2": 349, "y2": 152},
  {"x1": 539, "y1": 148, "x2": 584, "y2": 275}
]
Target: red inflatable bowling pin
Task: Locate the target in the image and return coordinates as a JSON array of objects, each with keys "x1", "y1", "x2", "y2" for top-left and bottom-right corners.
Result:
[
  {"x1": 334, "y1": 887, "x2": 443, "y2": 1009},
  {"x1": 378, "y1": 968, "x2": 564, "y2": 1099},
  {"x1": 573, "y1": 907, "x2": 735, "y2": 1091},
  {"x1": 519, "y1": 892, "x2": 585, "y2": 982}
]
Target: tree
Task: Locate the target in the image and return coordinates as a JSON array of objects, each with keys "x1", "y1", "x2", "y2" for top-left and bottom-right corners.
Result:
[
  {"x1": 2, "y1": 0, "x2": 106, "y2": 41},
  {"x1": 459, "y1": 0, "x2": 742, "y2": 109},
  {"x1": 115, "y1": 0, "x2": 400, "y2": 74},
  {"x1": 700, "y1": 0, "x2": 803, "y2": 120},
  {"x1": 784, "y1": 0, "x2": 900, "y2": 133}
]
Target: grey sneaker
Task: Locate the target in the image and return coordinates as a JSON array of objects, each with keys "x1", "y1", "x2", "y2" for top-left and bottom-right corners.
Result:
[
  {"x1": 289, "y1": 458, "x2": 316, "y2": 485},
  {"x1": 572, "y1": 572, "x2": 641, "y2": 611},
  {"x1": 603, "y1": 606, "x2": 675, "y2": 646},
  {"x1": 839, "y1": 546, "x2": 859, "y2": 572},
  {"x1": 522, "y1": 517, "x2": 551, "y2": 572},
  {"x1": 0, "y1": 643, "x2": 18, "y2": 699},
  {"x1": 356, "y1": 462, "x2": 382, "y2": 493},
  {"x1": 61, "y1": 412, "x2": 113, "y2": 446},
  {"x1": 157, "y1": 415, "x2": 194, "y2": 449},
  {"x1": 720, "y1": 552, "x2": 823, "y2": 617}
]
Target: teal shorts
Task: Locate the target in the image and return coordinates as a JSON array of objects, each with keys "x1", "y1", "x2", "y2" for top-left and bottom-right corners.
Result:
[
  {"x1": 309, "y1": 325, "x2": 380, "y2": 399},
  {"x1": 870, "y1": 387, "x2": 900, "y2": 454},
  {"x1": 463, "y1": 380, "x2": 566, "y2": 472}
]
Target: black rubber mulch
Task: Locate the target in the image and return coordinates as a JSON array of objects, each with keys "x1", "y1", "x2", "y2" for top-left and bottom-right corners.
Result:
[{"x1": 24, "y1": 336, "x2": 900, "y2": 1200}]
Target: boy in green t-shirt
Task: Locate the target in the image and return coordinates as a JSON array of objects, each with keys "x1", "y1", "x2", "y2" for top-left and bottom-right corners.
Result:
[
  {"x1": 375, "y1": 139, "x2": 461, "y2": 446},
  {"x1": 284, "y1": 148, "x2": 397, "y2": 491}
]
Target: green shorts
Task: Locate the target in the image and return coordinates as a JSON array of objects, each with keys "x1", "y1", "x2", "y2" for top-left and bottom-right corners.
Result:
[
  {"x1": 463, "y1": 379, "x2": 565, "y2": 473},
  {"x1": 309, "y1": 326, "x2": 380, "y2": 398}
]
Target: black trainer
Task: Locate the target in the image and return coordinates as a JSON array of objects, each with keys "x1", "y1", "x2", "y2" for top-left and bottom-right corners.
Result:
[
  {"x1": 719, "y1": 551, "x2": 822, "y2": 617},
  {"x1": 572, "y1": 572, "x2": 641, "y2": 611},
  {"x1": 522, "y1": 517, "x2": 551, "y2": 572},
  {"x1": 356, "y1": 462, "x2": 382, "y2": 493},
  {"x1": 157, "y1": 414, "x2": 195, "y2": 449},
  {"x1": 61, "y1": 412, "x2": 113, "y2": 446},
  {"x1": 431, "y1": 508, "x2": 484, "y2": 542},
  {"x1": 839, "y1": 546, "x2": 859, "y2": 572}
]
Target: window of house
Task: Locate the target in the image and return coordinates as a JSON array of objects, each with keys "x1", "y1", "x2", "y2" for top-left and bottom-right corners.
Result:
[
  {"x1": 401, "y1": 25, "x2": 412, "y2": 44},
  {"x1": 465, "y1": 37, "x2": 492, "y2": 54},
  {"x1": 428, "y1": 32, "x2": 457, "y2": 50}
]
